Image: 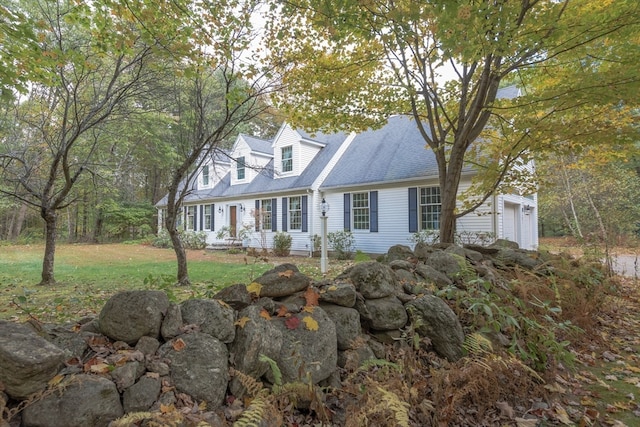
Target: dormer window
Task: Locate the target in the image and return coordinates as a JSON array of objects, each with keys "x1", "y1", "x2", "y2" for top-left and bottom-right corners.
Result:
[
  {"x1": 281, "y1": 146, "x2": 293, "y2": 173},
  {"x1": 202, "y1": 165, "x2": 209, "y2": 186},
  {"x1": 237, "y1": 156, "x2": 245, "y2": 180}
]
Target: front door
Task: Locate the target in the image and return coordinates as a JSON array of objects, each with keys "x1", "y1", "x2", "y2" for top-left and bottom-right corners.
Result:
[{"x1": 230, "y1": 205, "x2": 237, "y2": 237}]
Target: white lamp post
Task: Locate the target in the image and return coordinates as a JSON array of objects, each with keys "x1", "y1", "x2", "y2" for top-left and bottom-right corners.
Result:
[{"x1": 320, "y1": 198, "x2": 329, "y2": 274}]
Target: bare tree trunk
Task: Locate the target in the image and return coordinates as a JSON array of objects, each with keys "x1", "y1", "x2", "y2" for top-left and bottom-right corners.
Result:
[
  {"x1": 11, "y1": 202, "x2": 28, "y2": 240},
  {"x1": 560, "y1": 160, "x2": 583, "y2": 239},
  {"x1": 166, "y1": 192, "x2": 190, "y2": 286},
  {"x1": 41, "y1": 208, "x2": 57, "y2": 285}
]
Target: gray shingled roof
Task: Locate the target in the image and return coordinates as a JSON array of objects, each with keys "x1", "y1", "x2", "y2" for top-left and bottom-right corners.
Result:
[
  {"x1": 321, "y1": 115, "x2": 444, "y2": 189},
  {"x1": 241, "y1": 134, "x2": 273, "y2": 155}
]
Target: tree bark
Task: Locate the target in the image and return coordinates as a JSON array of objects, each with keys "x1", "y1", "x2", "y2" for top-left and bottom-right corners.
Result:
[
  {"x1": 165, "y1": 183, "x2": 191, "y2": 286},
  {"x1": 40, "y1": 208, "x2": 57, "y2": 286}
]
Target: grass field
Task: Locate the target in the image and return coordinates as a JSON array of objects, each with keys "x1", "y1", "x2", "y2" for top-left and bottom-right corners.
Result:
[{"x1": 0, "y1": 243, "x2": 351, "y2": 322}]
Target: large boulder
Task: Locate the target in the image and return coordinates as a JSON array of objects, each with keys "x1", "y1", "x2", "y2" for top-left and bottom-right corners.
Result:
[
  {"x1": 98, "y1": 290, "x2": 169, "y2": 345},
  {"x1": 228, "y1": 305, "x2": 284, "y2": 398},
  {"x1": 123, "y1": 375, "x2": 162, "y2": 413},
  {"x1": 158, "y1": 332, "x2": 229, "y2": 408},
  {"x1": 253, "y1": 264, "x2": 311, "y2": 297},
  {"x1": 22, "y1": 375, "x2": 123, "y2": 427},
  {"x1": 180, "y1": 298, "x2": 236, "y2": 343},
  {"x1": 363, "y1": 296, "x2": 408, "y2": 331},
  {"x1": 269, "y1": 306, "x2": 337, "y2": 384},
  {"x1": 317, "y1": 280, "x2": 357, "y2": 307},
  {"x1": 427, "y1": 251, "x2": 469, "y2": 281},
  {"x1": 386, "y1": 245, "x2": 416, "y2": 262},
  {"x1": 0, "y1": 320, "x2": 65, "y2": 399},
  {"x1": 321, "y1": 304, "x2": 362, "y2": 350},
  {"x1": 406, "y1": 295, "x2": 465, "y2": 361},
  {"x1": 339, "y1": 261, "x2": 397, "y2": 299}
]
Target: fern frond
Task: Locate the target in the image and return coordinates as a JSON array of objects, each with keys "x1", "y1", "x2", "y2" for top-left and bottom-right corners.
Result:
[
  {"x1": 110, "y1": 412, "x2": 157, "y2": 427},
  {"x1": 357, "y1": 358, "x2": 401, "y2": 373},
  {"x1": 375, "y1": 386, "x2": 411, "y2": 427},
  {"x1": 259, "y1": 354, "x2": 283, "y2": 387},
  {"x1": 463, "y1": 332, "x2": 493, "y2": 357},
  {"x1": 233, "y1": 395, "x2": 268, "y2": 427},
  {"x1": 231, "y1": 367, "x2": 266, "y2": 398}
]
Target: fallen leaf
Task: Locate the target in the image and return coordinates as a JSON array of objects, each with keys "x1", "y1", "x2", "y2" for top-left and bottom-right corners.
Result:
[
  {"x1": 172, "y1": 338, "x2": 186, "y2": 351},
  {"x1": 302, "y1": 305, "x2": 315, "y2": 313},
  {"x1": 496, "y1": 401, "x2": 514, "y2": 418},
  {"x1": 515, "y1": 417, "x2": 539, "y2": 427},
  {"x1": 553, "y1": 404, "x2": 572, "y2": 425},
  {"x1": 47, "y1": 374, "x2": 64, "y2": 387},
  {"x1": 259, "y1": 308, "x2": 271, "y2": 320},
  {"x1": 160, "y1": 403, "x2": 175, "y2": 414},
  {"x1": 327, "y1": 285, "x2": 338, "y2": 291},
  {"x1": 278, "y1": 269, "x2": 294, "y2": 278},
  {"x1": 276, "y1": 305, "x2": 289, "y2": 317},
  {"x1": 303, "y1": 316, "x2": 319, "y2": 331},
  {"x1": 304, "y1": 287, "x2": 320, "y2": 306},
  {"x1": 235, "y1": 316, "x2": 251, "y2": 328},
  {"x1": 246, "y1": 281, "x2": 262, "y2": 297},
  {"x1": 90, "y1": 363, "x2": 111, "y2": 374},
  {"x1": 285, "y1": 316, "x2": 300, "y2": 330}
]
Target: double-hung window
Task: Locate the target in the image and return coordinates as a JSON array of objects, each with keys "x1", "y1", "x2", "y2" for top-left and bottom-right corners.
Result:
[
  {"x1": 352, "y1": 192, "x2": 370, "y2": 230},
  {"x1": 420, "y1": 187, "x2": 441, "y2": 230},
  {"x1": 185, "y1": 206, "x2": 196, "y2": 231},
  {"x1": 236, "y1": 156, "x2": 245, "y2": 180},
  {"x1": 260, "y1": 199, "x2": 272, "y2": 231},
  {"x1": 288, "y1": 196, "x2": 302, "y2": 230},
  {"x1": 281, "y1": 146, "x2": 293, "y2": 173},
  {"x1": 203, "y1": 205, "x2": 212, "y2": 230},
  {"x1": 202, "y1": 165, "x2": 209, "y2": 186}
]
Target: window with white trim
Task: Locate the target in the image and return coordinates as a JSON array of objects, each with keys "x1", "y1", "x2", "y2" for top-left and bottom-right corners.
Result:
[
  {"x1": 281, "y1": 146, "x2": 293, "y2": 173},
  {"x1": 420, "y1": 187, "x2": 441, "y2": 230},
  {"x1": 352, "y1": 192, "x2": 370, "y2": 230},
  {"x1": 260, "y1": 199, "x2": 272, "y2": 231},
  {"x1": 237, "y1": 156, "x2": 245, "y2": 180},
  {"x1": 202, "y1": 165, "x2": 209, "y2": 186},
  {"x1": 204, "y1": 205, "x2": 212, "y2": 230},
  {"x1": 289, "y1": 196, "x2": 302, "y2": 230},
  {"x1": 185, "y1": 206, "x2": 196, "y2": 231}
]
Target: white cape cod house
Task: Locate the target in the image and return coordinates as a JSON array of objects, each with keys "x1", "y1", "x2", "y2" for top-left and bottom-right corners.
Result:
[{"x1": 156, "y1": 116, "x2": 539, "y2": 255}]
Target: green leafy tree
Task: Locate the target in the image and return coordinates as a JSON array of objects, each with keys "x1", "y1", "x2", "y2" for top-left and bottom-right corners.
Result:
[
  {"x1": 265, "y1": 0, "x2": 640, "y2": 243},
  {"x1": 0, "y1": 0, "x2": 175, "y2": 285}
]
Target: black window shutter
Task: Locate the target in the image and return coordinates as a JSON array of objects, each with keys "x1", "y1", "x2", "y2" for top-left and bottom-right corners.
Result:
[
  {"x1": 255, "y1": 200, "x2": 260, "y2": 231},
  {"x1": 282, "y1": 197, "x2": 288, "y2": 231},
  {"x1": 370, "y1": 191, "x2": 378, "y2": 232},
  {"x1": 271, "y1": 198, "x2": 277, "y2": 231},
  {"x1": 408, "y1": 188, "x2": 418, "y2": 233},
  {"x1": 199, "y1": 205, "x2": 203, "y2": 231},
  {"x1": 301, "y1": 195, "x2": 308, "y2": 232},
  {"x1": 211, "y1": 204, "x2": 215, "y2": 230},
  {"x1": 344, "y1": 193, "x2": 351, "y2": 231}
]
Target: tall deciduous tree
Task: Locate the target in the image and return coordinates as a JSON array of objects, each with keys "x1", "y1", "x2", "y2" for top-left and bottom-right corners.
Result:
[
  {"x1": 0, "y1": 0, "x2": 171, "y2": 285},
  {"x1": 265, "y1": 0, "x2": 640, "y2": 243}
]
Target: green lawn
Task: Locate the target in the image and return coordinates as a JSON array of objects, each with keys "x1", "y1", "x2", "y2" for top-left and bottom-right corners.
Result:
[{"x1": 0, "y1": 243, "x2": 345, "y2": 322}]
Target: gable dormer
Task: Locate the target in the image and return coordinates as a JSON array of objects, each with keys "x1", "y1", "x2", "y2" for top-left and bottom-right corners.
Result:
[
  {"x1": 272, "y1": 123, "x2": 326, "y2": 178},
  {"x1": 198, "y1": 150, "x2": 231, "y2": 190},
  {"x1": 230, "y1": 134, "x2": 273, "y2": 186}
]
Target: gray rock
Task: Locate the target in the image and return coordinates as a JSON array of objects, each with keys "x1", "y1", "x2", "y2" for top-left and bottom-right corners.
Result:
[
  {"x1": 253, "y1": 264, "x2": 311, "y2": 298},
  {"x1": 110, "y1": 361, "x2": 142, "y2": 392},
  {"x1": 22, "y1": 375, "x2": 123, "y2": 427},
  {"x1": 213, "y1": 283, "x2": 253, "y2": 310},
  {"x1": 135, "y1": 335, "x2": 161, "y2": 356},
  {"x1": 413, "y1": 242, "x2": 437, "y2": 261},
  {"x1": 318, "y1": 280, "x2": 357, "y2": 307},
  {"x1": 123, "y1": 375, "x2": 161, "y2": 413},
  {"x1": 406, "y1": 295, "x2": 465, "y2": 361},
  {"x1": 386, "y1": 245, "x2": 416, "y2": 262},
  {"x1": 337, "y1": 344, "x2": 376, "y2": 370},
  {"x1": 269, "y1": 306, "x2": 337, "y2": 384},
  {"x1": 180, "y1": 298, "x2": 236, "y2": 343},
  {"x1": 158, "y1": 332, "x2": 229, "y2": 408},
  {"x1": 98, "y1": 290, "x2": 169, "y2": 345},
  {"x1": 228, "y1": 305, "x2": 284, "y2": 398},
  {"x1": 494, "y1": 248, "x2": 542, "y2": 270},
  {"x1": 490, "y1": 239, "x2": 520, "y2": 249},
  {"x1": 0, "y1": 320, "x2": 65, "y2": 399},
  {"x1": 414, "y1": 263, "x2": 453, "y2": 288},
  {"x1": 364, "y1": 295, "x2": 408, "y2": 331},
  {"x1": 161, "y1": 303, "x2": 183, "y2": 341},
  {"x1": 146, "y1": 358, "x2": 170, "y2": 376},
  {"x1": 392, "y1": 268, "x2": 419, "y2": 286},
  {"x1": 340, "y1": 261, "x2": 397, "y2": 299},
  {"x1": 321, "y1": 304, "x2": 361, "y2": 350},
  {"x1": 38, "y1": 323, "x2": 88, "y2": 359},
  {"x1": 426, "y1": 251, "x2": 469, "y2": 280}
]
